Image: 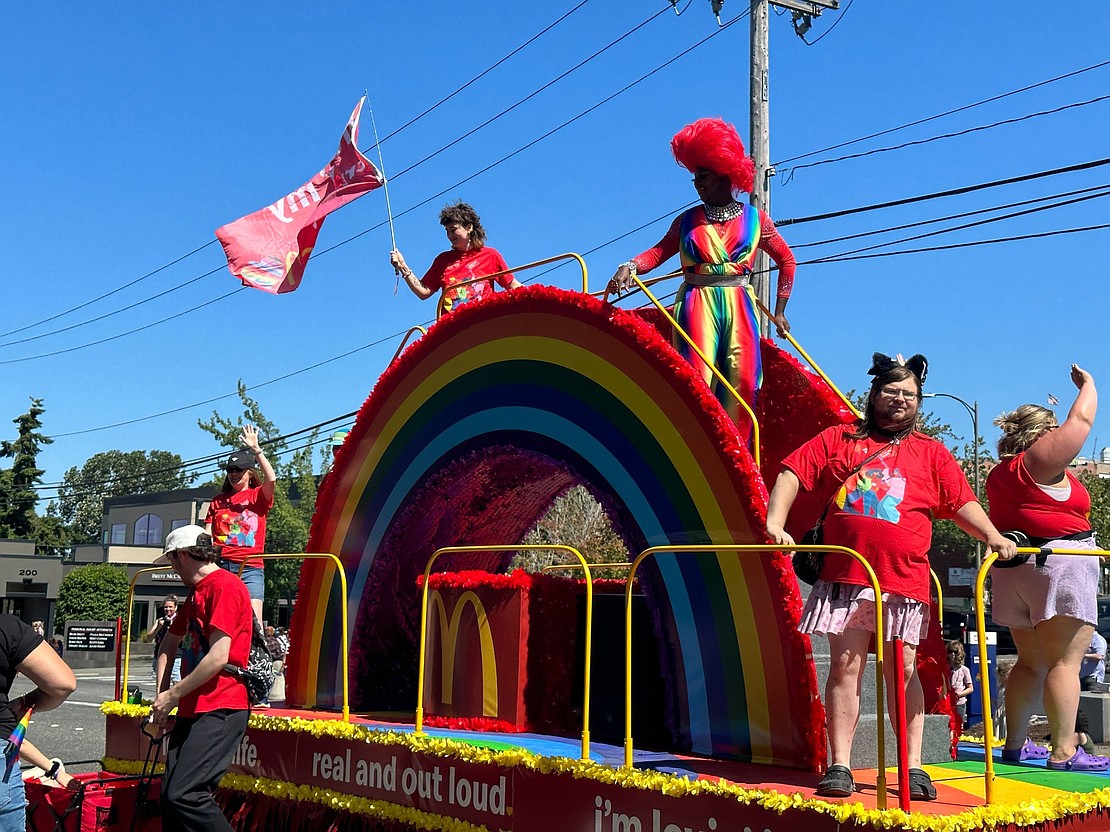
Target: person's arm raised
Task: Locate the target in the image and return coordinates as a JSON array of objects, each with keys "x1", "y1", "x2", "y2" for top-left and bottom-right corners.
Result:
[{"x1": 1025, "y1": 365, "x2": 1096, "y2": 483}]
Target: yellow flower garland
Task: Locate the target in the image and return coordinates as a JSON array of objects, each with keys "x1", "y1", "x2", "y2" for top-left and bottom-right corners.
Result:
[{"x1": 100, "y1": 702, "x2": 1110, "y2": 831}]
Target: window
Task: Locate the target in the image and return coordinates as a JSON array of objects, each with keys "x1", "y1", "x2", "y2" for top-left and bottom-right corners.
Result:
[
  {"x1": 134, "y1": 514, "x2": 164, "y2": 547},
  {"x1": 110, "y1": 524, "x2": 126, "y2": 545},
  {"x1": 171, "y1": 519, "x2": 188, "y2": 532}
]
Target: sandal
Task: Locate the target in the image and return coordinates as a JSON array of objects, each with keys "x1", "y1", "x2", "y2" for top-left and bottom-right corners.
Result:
[
  {"x1": 1046, "y1": 748, "x2": 1110, "y2": 772},
  {"x1": 816, "y1": 764, "x2": 855, "y2": 798},
  {"x1": 1001, "y1": 738, "x2": 1050, "y2": 762},
  {"x1": 908, "y1": 768, "x2": 937, "y2": 801}
]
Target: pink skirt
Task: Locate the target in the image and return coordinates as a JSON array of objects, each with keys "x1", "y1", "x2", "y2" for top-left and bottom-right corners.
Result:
[{"x1": 800, "y1": 580, "x2": 930, "y2": 646}]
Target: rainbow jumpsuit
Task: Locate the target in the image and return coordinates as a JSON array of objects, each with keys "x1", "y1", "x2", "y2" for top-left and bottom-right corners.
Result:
[{"x1": 631, "y1": 205, "x2": 796, "y2": 445}]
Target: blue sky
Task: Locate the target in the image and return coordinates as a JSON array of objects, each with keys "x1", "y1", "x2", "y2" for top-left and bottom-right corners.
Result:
[{"x1": 3, "y1": 2, "x2": 1108, "y2": 502}]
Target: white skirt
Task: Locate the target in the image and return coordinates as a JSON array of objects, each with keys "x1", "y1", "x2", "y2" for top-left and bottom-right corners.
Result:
[{"x1": 799, "y1": 580, "x2": 930, "y2": 646}]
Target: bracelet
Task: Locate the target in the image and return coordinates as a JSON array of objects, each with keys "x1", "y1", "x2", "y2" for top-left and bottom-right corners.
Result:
[
  {"x1": 46, "y1": 760, "x2": 61, "y2": 780},
  {"x1": 624, "y1": 260, "x2": 638, "y2": 275}
]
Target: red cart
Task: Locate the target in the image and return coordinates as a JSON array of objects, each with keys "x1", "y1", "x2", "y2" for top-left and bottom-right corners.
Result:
[{"x1": 24, "y1": 770, "x2": 161, "y2": 832}]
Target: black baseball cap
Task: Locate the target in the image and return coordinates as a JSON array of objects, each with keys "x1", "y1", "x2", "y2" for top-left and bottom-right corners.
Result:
[{"x1": 224, "y1": 448, "x2": 257, "y2": 471}]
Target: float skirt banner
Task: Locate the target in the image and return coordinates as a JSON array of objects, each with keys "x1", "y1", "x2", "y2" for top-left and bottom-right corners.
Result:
[{"x1": 215, "y1": 96, "x2": 383, "y2": 294}]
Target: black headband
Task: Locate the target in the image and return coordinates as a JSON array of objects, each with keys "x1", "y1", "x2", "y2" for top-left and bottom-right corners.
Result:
[{"x1": 868, "y1": 352, "x2": 928, "y2": 386}]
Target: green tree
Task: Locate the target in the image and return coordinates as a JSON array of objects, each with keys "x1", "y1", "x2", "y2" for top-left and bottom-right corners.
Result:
[
  {"x1": 52, "y1": 449, "x2": 194, "y2": 544},
  {"x1": 514, "y1": 485, "x2": 629, "y2": 576},
  {"x1": 198, "y1": 382, "x2": 319, "y2": 622},
  {"x1": 56, "y1": 563, "x2": 130, "y2": 628},
  {"x1": 1079, "y1": 471, "x2": 1110, "y2": 546},
  {"x1": 0, "y1": 397, "x2": 52, "y2": 538}
]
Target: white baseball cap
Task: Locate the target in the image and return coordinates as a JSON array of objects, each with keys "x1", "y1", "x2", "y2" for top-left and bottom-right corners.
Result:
[{"x1": 154, "y1": 524, "x2": 210, "y2": 565}]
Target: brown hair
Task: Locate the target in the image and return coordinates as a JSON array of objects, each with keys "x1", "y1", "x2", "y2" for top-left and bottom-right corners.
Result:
[
  {"x1": 847, "y1": 365, "x2": 923, "y2": 440},
  {"x1": 946, "y1": 639, "x2": 965, "y2": 666},
  {"x1": 995, "y1": 404, "x2": 1057, "y2": 459},
  {"x1": 221, "y1": 468, "x2": 262, "y2": 494},
  {"x1": 438, "y1": 201, "x2": 486, "y2": 249}
]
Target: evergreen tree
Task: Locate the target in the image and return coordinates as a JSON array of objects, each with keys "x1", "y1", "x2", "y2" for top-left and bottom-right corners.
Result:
[{"x1": 0, "y1": 397, "x2": 51, "y2": 538}]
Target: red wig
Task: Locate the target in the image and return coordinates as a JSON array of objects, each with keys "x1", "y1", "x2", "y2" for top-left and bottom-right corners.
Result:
[{"x1": 671, "y1": 117, "x2": 755, "y2": 195}]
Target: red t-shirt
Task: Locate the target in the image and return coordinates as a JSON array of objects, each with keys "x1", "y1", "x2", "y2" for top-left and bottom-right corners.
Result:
[
  {"x1": 206, "y1": 485, "x2": 274, "y2": 568},
  {"x1": 986, "y1": 454, "x2": 1091, "y2": 539},
  {"x1": 783, "y1": 425, "x2": 975, "y2": 603},
  {"x1": 422, "y1": 246, "x2": 515, "y2": 313},
  {"x1": 169, "y1": 568, "x2": 252, "y2": 716}
]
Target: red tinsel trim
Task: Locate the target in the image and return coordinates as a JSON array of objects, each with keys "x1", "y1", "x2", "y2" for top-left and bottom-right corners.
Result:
[
  {"x1": 419, "y1": 568, "x2": 535, "y2": 591},
  {"x1": 422, "y1": 715, "x2": 526, "y2": 733}
]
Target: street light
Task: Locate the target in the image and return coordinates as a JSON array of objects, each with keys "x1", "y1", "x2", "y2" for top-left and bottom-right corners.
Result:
[{"x1": 922, "y1": 392, "x2": 981, "y2": 570}]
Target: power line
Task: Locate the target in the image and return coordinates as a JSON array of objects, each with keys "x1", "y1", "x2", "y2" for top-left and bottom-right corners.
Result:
[
  {"x1": 803, "y1": 221, "x2": 1110, "y2": 266},
  {"x1": 776, "y1": 157, "x2": 1110, "y2": 226},
  {"x1": 0, "y1": 268, "x2": 223, "y2": 349},
  {"x1": 780, "y1": 93, "x2": 1110, "y2": 179},
  {"x1": 0, "y1": 287, "x2": 245, "y2": 366},
  {"x1": 798, "y1": 0, "x2": 853, "y2": 46},
  {"x1": 804, "y1": 186, "x2": 1110, "y2": 260},
  {"x1": 381, "y1": 0, "x2": 593, "y2": 144},
  {"x1": 0, "y1": 240, "x2": 218, "y2": 341},
  {"x1": 774, "y1": 59, "x2": 1110, "y2": 167},
  {"x1": 392, "y1": 5, "x2": 672, "y2": 179},
  {"x1": 791, "y1": 182, "x2": 1110, "y2": 249}
]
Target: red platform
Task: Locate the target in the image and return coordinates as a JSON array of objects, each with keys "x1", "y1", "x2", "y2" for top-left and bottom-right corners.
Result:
[{"x1": 102, "y1": 704, "x2": 1110, "y2": 832}]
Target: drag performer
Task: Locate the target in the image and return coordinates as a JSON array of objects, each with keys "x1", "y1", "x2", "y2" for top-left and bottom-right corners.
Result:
[
  {"x1": 390, "y1": 201, "x2": 522, "y2": 315},
  {"x1": 609, "y1": 117, "x2": 796, "y2": 442},
  {"x1": 765, "y1": 353, "x2": 1015, "y2": 799}
]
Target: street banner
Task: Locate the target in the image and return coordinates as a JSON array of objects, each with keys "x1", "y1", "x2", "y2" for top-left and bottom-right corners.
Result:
[{"x1": 215, "y1": 97, "x2": 383, "y2": 293}]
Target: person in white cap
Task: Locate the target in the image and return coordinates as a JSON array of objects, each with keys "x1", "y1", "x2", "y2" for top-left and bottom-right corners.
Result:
[{"x1": 150, "y1": 525, "x2": 252, "y2": 832}]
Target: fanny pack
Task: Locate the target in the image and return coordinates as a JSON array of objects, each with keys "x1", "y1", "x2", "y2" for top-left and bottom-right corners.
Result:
[{"x1": 993, "y1": 529, "x2": 1095, "y2": 569}]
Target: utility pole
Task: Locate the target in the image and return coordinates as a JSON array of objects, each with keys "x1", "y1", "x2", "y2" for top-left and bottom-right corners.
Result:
[
  {"x1": 746, "y1": 0, "x2": 838, "y2": 336},
  {"x1": 749, "y1": 0, "x2": 772, "y2": 334}
]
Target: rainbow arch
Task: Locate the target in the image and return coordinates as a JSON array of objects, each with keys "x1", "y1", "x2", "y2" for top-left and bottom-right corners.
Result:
[{"x1": 288, "y1": 285, "x2": 837, "y2": 769}]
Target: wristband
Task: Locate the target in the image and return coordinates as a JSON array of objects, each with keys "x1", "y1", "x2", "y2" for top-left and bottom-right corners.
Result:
[{"x1": 46, "y1": 760, "x2": 61, "y2": 780}]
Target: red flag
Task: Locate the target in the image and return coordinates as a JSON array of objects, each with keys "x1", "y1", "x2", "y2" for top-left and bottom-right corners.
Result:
[{"x1": 215, "y1": 97, "x2": 383, "y2": 293}]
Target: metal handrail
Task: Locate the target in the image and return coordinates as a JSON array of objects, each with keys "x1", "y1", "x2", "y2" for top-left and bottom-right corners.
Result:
[
  {"x1": 751, "y1": 298, "x2": 861, "y2": 420},
  {"x1": 617, "y1": 273, "x2": 761, "y2": 467},
  {"x1": 415, "y1": 544, "x2": 594, "y2": 761},
  {"x1": 541, "y1": 562, "x2": 632, "y2": 574},
  {"x1": 121, "y1": 567, "x2": 175, "y2": 702},
  {"x1": 435, "y1": 252, "x2": 589, "y2": 319},
  {"x1": 975, "y1": 545, "x2": 1110, "y2": 803},
  {"x1": 390, "y1": 326, "x2": 428, "y2": 364},
  {"x1": 238, "y1": 553, "x2": 352, "y2": 721},
  {"x1": 930, "y1": 568, "x2": 944, "y2": 630},
  {"x1": 601, "y1": 269, "x2": 861, "y2": 422},
  {"x1": 622, "y1": 543, "x2": 890, "y2": 809}
]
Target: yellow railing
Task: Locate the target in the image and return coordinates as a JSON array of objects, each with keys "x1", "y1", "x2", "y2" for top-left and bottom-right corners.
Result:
[
  {"x1": 436, "y1": 252, "x2": 589, "y2": 319},
  {"x1": 415, "y1": 544, "x2": 595, "y2": 761},
  {"x1": 122, "y1": 554, "x2": 351, "y2": 721},
  {"x1": 390, "y1": 325, "x2": 428, "y2": 364},
  {"x1": 622, "y1": 543, "x2": 890, "y2": 808},
  {"x1": 931, "y1": 568, "x2": 944, "y2": 630},
  {"x1": 618, "y1": 273, "x2": 761, "y2": 466},
  {"x1": 600, "y1": 269, "x2": 860, "y2": 421},
  {"x1": 541, "y1": 562, "x2": 633, "y2": 575},
  {"x1": 975, "y1": 545, "x2": 1110, "y2": 803},
  {"x1": 121, "y1": 566, "x2": 174, "y2": 703},
  {"x1": 238, "y1": 553, "x2": 352, "y2": 722}
]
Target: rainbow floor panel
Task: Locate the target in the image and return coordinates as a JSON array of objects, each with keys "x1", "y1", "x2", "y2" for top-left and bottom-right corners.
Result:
[{"x1": 102, "y1": 705, "x2": 1110, "y2": 832}]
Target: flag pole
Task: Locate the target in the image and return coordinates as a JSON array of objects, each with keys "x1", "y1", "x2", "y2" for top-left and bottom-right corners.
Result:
[{"x1": 364, "y1": 93, "x2": 401, "y2": 293}]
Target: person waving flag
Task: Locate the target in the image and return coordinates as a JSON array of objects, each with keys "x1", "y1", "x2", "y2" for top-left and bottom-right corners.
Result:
[{"x1": 216, "y1": 97, "x2": 383, "y2": 294}]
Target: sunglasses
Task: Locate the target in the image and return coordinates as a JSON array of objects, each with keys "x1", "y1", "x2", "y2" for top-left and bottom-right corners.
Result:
[{"x1": 227, "y1": 467, "x2": 246, "y2": 474}]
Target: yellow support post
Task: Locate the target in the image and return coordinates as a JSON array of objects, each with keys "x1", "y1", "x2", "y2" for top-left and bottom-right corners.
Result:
[
  {"x1": 976, "y1": 544, "x2": 1110, "y2": 804},
  {"x1": 625, "y1": 274, "x2": 761, "y2": 467},
  {"x1": 416, "y1": 544, "x2": 594, "y2": 761},
  {"x1": 435, "y1": 253, "x2": 589, "y2": 319},
  {"x1": 623, "y1": 544, "x2": 889, "y2": 809},
  {"x1": 121, "y1": 567, "x2": 173, "y2": 702},
  {"x1": 239, "y1": 553, "x2": 351, "y2": 721}
]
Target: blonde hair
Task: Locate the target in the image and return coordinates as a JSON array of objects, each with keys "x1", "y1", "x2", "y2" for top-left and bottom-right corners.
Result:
[{"x1": 995, "y1": 404, "x2": 1057, "y2": 459}]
